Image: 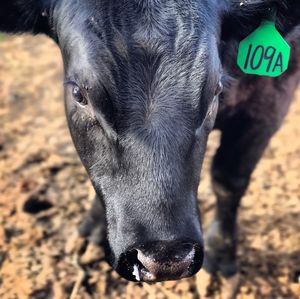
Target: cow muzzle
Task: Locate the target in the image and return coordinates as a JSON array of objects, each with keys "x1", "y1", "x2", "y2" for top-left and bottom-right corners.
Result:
[{"x1": 116, "y1": 240, "x2": 203, "y2": 282}]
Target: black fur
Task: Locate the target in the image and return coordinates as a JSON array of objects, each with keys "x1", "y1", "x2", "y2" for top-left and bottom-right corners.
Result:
[{"x1": 0, "y1": 0, "x2": 55, "y2": 35}]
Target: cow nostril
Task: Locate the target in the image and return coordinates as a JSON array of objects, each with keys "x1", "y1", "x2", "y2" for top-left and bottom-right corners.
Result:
[
  {"x1": 116, "y1": 249, "x2": 145, "y2": 281},
  {"x1": 116, "y1": 241, "x2": 203, "y2": 282},
  {"x1": 188, "y1": 244, "x2": 204, "y2": 275}
]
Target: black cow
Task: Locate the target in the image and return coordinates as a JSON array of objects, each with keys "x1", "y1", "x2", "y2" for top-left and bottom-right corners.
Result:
[{"x1": 0, "y1": 0, "x2": 299, "y2": 283}]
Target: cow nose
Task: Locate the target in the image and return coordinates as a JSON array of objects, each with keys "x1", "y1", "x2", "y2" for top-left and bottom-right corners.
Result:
[{"x1": 116, "y1": 240, "x2": 203, "y2": 282}]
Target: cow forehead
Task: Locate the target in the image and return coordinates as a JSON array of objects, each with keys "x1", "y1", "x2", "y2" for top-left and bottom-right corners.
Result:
[
  {"x1": 63, "y1": 2, "x2": 213, "y2": 82},
  {"x1": 58, "y1": 0, "x2": 214, "y2": 48},
  {"x1": 93, "y1": 1, "x2": 211, "y2": 43},
  {"x1": 57, "y1": 0, "x2": 217, "y2": 65},
  {"x1": 59, "y1": 0, "x2": 219, "y2": 116}
]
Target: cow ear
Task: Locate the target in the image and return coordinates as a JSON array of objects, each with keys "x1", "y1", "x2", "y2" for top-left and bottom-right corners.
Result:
[
  {"x1": 0, "y1": 0, "x2": 55, "y2": 36},
  {"x1": 221, "y1": 1, "x2": 300, "y2": 42}
]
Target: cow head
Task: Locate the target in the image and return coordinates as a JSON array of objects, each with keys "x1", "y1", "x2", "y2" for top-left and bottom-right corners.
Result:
[
  {"x1": 57, "y1": 0, "x2": 223, "y2": 282},
  {"x1": 1, "y1": 0, "x2": 299, "y2": 282}
]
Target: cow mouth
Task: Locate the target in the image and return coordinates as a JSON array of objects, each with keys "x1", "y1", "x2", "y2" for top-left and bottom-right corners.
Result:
[{"x1": 116, "y1": 243, "x2": 203, "y2": 282}]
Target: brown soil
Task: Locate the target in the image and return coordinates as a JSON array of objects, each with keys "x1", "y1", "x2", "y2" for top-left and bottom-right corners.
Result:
[{"x1": 0, "y1": 35, "x2": 299, "y2": 299}]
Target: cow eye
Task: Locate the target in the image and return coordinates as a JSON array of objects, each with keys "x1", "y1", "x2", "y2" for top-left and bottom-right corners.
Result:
[
  {"x1": 72, "y1": 85, "x2": 87, "y2": 105},
  {"x1": 214, "y1": 81, "x2": 223, "y2": 97}
]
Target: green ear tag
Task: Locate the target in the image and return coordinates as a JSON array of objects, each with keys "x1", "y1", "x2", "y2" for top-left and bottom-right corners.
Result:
[{"x1": 237, "y1": 20, "x2": 291, "y2": 77}]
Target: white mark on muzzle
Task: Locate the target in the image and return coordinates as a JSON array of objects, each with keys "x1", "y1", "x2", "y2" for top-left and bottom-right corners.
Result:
[{"x1": 133, "y1": 264, "x2": 140, "y2": 281}]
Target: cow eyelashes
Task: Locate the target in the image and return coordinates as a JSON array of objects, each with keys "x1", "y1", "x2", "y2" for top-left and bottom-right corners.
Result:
[{"x1": 64, "y1": 81, "x2": 88, "y2": 105}]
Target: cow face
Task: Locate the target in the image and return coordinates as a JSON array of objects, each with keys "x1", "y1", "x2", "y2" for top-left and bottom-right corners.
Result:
[
  {"x1": 53, "y1": 0, "x2": 222, "y2": 281},
  {"x1": 7, "y1": 0, "x2": 300, "y2": 283},
  {"x1": 57, "y1": 0, "x2": 300, "y2": 282}
]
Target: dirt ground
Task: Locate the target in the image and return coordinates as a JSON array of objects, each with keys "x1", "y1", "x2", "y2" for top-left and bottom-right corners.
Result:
[{"x1": 0, "y1": 35, "x2": 299, "y2": 299}]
